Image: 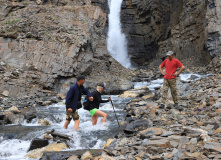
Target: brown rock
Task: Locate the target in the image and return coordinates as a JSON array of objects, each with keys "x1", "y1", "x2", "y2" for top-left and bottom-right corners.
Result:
[
  {"x1": 163, "y1": 153, "x2": 173, "y2": 158},
  {"x1": 215, "y1": 128, "x2": 221, "y2": 133},
  {"x1": 143, "y1": 139, "x2": 171, "y2": 148},
  {"x1": 43, "y1": 135, "x2": 52, "y2": 140},
  {"x1": 8, "y1": 106, "x2": 21, "y2": 113},
  {"x1": 184, "y1": 151, "x2": 194, "y2": 158},
  {"x1": 36, "y1": 0, "x2": 42, "y2": 5},
  {"x1": 81, "y1": 151, "x2": 93, "y2": 160},
  {"x1": 192, "y1": 152, "x2": 200, "y2": 158},
  {"x1": 103, "y1": 139, "x2": 114, "y2": 148},
  {"x1": 38, "y1": 119, "x2": 50, "y2": 125},
  {"x1": 140, "y1": 128, "x2": 163, "y2": 138},
  {"x1": 67, "y1": 155, "x2": 79, "y2": 160},
  {"x1": 198, "y1": 102, "x2": 206, "y2": 109},
  {"x1": 135, "y1": 157, "x2": 142, "y2": 160},
  {"x1": 25, "y1": 143, "x2": 67, "y2": 159},
  {"x1": 204, "y1": 142, "x2": 221, "y2": 153},
  {"x1": 150, "y1": 108, "x2": 156, "y2": 117},
  {"x1": 57, "y1": 93, "x2": 66, "y2": 100},
  {"x1": 197, "y1": 122, "x2": 204, "y2": 126},
  {"x1": 216, "y1": 109, "x2": 221, "y2": 114}
]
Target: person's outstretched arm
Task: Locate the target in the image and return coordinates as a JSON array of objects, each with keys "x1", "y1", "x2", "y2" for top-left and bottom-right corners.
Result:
[{"x1": 82, "y1": 87, "x2": 93, "y2": 101}]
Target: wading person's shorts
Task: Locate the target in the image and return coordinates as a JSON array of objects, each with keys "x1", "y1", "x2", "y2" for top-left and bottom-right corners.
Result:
[
  {"x1": 66, "y1": 110, "x2": 79, "y2": 121},
  {"x1": 89, "y1": 108, "x2": 98, "y2": 116}
]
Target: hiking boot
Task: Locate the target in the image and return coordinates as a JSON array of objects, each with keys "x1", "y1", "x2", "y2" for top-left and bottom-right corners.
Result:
[
  {"x1": 159, "y1": 104, "x2": 165, "y2": 109},
  {"x1": 174, "y1": 103, "x2": 183, "y2": 111}
]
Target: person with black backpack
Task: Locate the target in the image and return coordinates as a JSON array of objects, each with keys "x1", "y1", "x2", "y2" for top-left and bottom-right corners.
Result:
[
  {"x1": 84, "y1": 83, "x2": 111, "y2": 125},
  {"x1": 63, "y1": 75, "x2": 93, "y2": 131}
]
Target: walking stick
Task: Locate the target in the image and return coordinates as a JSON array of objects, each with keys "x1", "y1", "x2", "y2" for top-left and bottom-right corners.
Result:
[
  {"x1": 110, "y1": 98, "x2": 120, "y2": 128},
  {"x1": 108, "y1": 60, "x2": 120, "y2": 128}
]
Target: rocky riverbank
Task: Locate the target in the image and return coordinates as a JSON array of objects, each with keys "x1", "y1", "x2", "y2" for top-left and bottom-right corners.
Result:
[
  {"x1": 16, "y1": 73, "x2": 220, "y2": 160},
  {"x1": 101, "y1": 74, "x2": 221, "y2": 159}
]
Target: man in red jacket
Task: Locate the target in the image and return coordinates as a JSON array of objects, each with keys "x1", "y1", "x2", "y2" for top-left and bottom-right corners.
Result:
[{"x1": 159, "y1": 51, "x2": 185, "y2": 109}]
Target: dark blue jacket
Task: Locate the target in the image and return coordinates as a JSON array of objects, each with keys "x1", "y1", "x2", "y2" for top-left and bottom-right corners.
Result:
[{"x1": 65, "y1": 82, "x2": 91, "y2": 112}]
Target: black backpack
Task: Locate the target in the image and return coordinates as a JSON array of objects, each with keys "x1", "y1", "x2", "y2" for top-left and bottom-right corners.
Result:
[{"x1": 83, "y1": 96, "x2": 92, "y2": 111}]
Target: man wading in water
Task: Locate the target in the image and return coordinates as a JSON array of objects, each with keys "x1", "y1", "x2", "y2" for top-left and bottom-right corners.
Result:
[
  {"x1": 63, "y1": 75, "x2": 93, "y2": 131},
  {"x1": 89, "y1": 83, "x2": 111, "y2": 125},
  {"x1": 159, "y1": 51, "x2": 185, "y2": 110}
]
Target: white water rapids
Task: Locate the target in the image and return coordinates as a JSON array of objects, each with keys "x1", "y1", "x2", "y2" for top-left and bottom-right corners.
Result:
[
  {"x1": 0, "y1": 74, "x2": 212, "y2": 160},
  {"x1": 107, "y1": 0, "x2": 131, "y2": 68},
  {"x1": 0, "y1": 96, "x2": 129, "y2": 160}
]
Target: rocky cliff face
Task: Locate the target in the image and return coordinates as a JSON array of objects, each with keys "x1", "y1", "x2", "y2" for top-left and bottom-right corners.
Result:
[
  {"x1": 0, "y1": 0, "x2": 133, "y2": 98},
  {"x1": 120, "y1": 0, "x2": 221, "y2": 67}
]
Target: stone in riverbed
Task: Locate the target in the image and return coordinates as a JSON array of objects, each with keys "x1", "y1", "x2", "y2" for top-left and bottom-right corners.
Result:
[
  {"x1": 119, "y1": 86, "x2": 151, "y2": 98},
  {"x1": 38, "y1": 119, "x2": 50, "y2": 125},
  {"x1": 67, "y1": 155, "x2": 79, "y2": 160},
  {"x1": 25, "y1": 113, "x2": 37, "y2": 123},
  {"x1": 28, "y1": 138, "x2": 49, "y2": 152},
  {"x1": 51, "y1": 132, "x2": 70, "y2": 140},
  {"x1": 4, "y1": 111, "x2": 24, "y2": 124},
  {"x1": 57, "y1": 93, "x2": 66, "y2": 100},
  {"x1": 95, "y1": 154, "x2": 116, "y2": 160},
  {"x1": 124, "y1": 119, "x2": 153, "y2": 134},
  {"x1": 26, "y1": 143, "x2": 68, "y2": 159},
  {"x1": 8, "y1": 106, "x2": 21, "y2": 114},
  {"x1": 40, "y1": 149, "x2": 103, "y2": 160},
  {"x1": 190, "y1": 75, "x2": 199, "y2": 80},
  {"x1": 0, "y1": 114, "x2": 5, "y2": 120},
  {"x1": 42, "y1": 101, "x2": 52, "y2": 106},
  {"x1": 44, "y1": 135, "x2": 52, "y2": 140},
  {"x1": 81, "y1": 151, "x2": 93, "y2": 160},
  {"x1": 103, "y1": 139, "x2": 114, "y2": 148}
]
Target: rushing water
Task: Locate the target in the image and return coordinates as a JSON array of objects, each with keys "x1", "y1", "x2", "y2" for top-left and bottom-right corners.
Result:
[
  {"x1": 134, "y1": 73, "x2": 211, "y2": 90},
  {"x1": 0, "y1": 73, "x2": 212, "y2": 160},
  {"x1": 0, "y1": 95, "x2": 130, "y2": 160},
  {"x1": 107, "y1": 0, "x2": 131, "y2": 68}
]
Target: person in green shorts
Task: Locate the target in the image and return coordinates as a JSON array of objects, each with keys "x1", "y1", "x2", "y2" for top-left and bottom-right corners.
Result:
[{"x1": 89, "y1": 83, "x2": 111, "y2": 125}]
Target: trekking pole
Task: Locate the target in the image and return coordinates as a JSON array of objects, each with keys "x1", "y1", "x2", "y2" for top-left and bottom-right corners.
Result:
[
  {"x1": 108, "y1": 60, "x2": 120, "y2": 128},
  {"x1": 110, "y1": 98, "x2": 120, "y2": 128}
]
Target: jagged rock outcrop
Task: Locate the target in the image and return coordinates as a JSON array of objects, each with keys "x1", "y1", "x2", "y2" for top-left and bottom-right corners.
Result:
[
  {"x1": 0, "y1": 0, "x2": 133, "y2": 97},
  {"x1": 120, "y1": 0, "x2": 221, "y2": 67}
]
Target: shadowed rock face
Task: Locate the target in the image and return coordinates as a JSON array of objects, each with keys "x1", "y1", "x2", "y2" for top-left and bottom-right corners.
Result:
[
  {"x1": 0, "y1": 1, "x2": 133, "y2": 97},
  {"x1": 121, "y1": 0, "x2": 221, "y2": 67},
  {"x1": 92, "y1": 0, "x2": 221, "y2": 68}
]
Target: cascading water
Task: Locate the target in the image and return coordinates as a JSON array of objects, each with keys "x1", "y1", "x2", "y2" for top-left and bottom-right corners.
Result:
[
  {"x1": 107, "y1": 0, "x2": 131, "y2": 68},
  {"x1": 0, "y1": 96, "x2": 130, "y2": 160}
]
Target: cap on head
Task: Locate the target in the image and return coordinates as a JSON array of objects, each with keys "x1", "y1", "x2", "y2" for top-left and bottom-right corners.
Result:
[
  {"x1": 77, "y1": 75, "x2": 86, "y2": 81},
  {"x1": 167, "y1": 51, "x2": 174, "y2": 56},
  {"x1": 97, "y1": 82, "x2": 107, "y2": 89}
]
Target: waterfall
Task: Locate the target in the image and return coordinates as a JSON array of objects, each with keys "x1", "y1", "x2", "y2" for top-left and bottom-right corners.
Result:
[{"x1": 107, "y1": 0, "x2": 131, "y2": 68}]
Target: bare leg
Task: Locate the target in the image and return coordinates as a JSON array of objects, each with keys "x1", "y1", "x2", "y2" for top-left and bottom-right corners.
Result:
[
  {"x1": 91, "y1": 115, "x2": 98, "y2": 126},
  {"x1": 63, "y1": 120, "x2": 70, "y2": 129},
  {"x1": 94, "y1": 110, "x2": 107, "y2": 123},
  {"x1": 74, "y1": 119, "x2": 80, "y2": 131}
]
